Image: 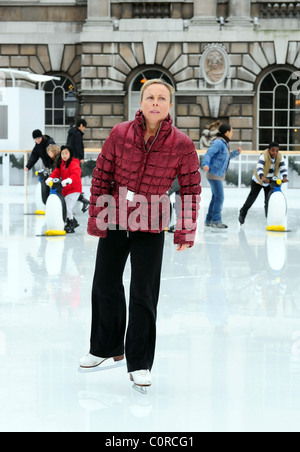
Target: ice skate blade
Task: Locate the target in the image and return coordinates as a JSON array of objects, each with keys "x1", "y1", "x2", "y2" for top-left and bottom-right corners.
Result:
[{"x1": 132, "y1": 383, "x2": 148, "y2": 395}]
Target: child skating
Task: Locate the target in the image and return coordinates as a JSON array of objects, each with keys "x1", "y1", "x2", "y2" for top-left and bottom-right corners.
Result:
[{"x1": 46, "y1": 145, "x2": 82, "y2": 233}]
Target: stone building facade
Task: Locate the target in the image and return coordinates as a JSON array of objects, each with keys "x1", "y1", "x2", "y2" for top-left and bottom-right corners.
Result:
[{"x1": 0, "y1": 0, "x2": 299, "y2": 151}]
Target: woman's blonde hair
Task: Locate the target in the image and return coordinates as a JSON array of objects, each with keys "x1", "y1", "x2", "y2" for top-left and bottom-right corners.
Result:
[
  {"x1": 140, "y1": 78, "x2": 175, "y2": 103},
  {"x1": 47, "y1": 144, "x2": 60, "y2": 157}
]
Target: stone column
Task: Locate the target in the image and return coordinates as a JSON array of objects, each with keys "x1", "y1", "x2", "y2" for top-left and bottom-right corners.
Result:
[
  {"x1": 228, "y1": 0, "x2": 252, "y2": 26},
  {"x1": 190, "y1": 0, "x2": 217, "y2": 26},
  {"x1": 84, "y1": 0, "x2": 112, "y2": 27}
]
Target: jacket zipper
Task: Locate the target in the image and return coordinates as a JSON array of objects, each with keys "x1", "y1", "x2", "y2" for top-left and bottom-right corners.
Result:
[{"x1": 134, "y1": 122, "x2": 162, "y2": 194}]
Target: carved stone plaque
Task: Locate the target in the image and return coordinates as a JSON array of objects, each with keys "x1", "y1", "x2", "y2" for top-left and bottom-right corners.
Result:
[{"x1": 201, "y1": 44, "x2": 230, "y2": 86}]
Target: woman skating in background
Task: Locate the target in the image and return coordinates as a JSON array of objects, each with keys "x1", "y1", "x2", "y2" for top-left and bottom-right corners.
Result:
[{"x1": 202, "y1": 123, "x2": 241, "y2": 229}]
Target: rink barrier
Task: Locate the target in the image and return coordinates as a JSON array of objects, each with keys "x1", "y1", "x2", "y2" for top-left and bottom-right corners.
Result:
[{"x1": 1, "y1": 149, "x2": 300, "y2": 191}]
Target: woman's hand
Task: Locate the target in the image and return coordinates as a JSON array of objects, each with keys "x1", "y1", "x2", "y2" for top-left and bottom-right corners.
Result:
[
  {"x1": 176, "y1": 244, "x2": 191, "y2": 252},
  {"x1": 203, "y1": 165, "x2": 209, "y2": 172},
  {"x1": 237, "y1": 147, "x2": 242, "y2": 153}
]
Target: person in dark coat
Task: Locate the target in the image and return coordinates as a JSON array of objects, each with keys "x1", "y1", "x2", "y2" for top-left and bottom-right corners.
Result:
[
  {"x1": 66, "y1": 119, "x2": 89, "y2": 212},
  {"x1": 66, "y1": 119, "x2": 87, "y2": 164},
  {"x1": 25, "y1": 129, "x2": 55, "y2": 172}
]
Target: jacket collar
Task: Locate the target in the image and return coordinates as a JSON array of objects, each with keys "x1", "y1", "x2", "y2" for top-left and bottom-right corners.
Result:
[{"x1": 134, "y1": 109, "x2": 173, "y2": 135}]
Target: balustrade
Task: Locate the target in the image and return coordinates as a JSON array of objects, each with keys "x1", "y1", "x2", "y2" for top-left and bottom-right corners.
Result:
[
  {"x1": 111, "y1": 1, "x2": 193, "y2": 20},
  {"x1": 260, "y1": 2, "x2": 300, "y2": 18}
]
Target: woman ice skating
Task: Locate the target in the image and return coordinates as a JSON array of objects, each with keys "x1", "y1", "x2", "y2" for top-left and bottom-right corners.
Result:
[
  {"x1": 202, "y1": 123, "x2": 241, "y2": 229},
  {"x1": 79, "y1": 78, "x2": 201, "y2": 389},
  {"x1": 46, "y1": 146, "x2": 82, "y2": 233}
]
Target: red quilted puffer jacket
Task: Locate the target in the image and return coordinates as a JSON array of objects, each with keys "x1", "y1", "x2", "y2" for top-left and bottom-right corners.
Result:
[{"x1": 88, "y1": 111, "x2": 201, "y2": 246}]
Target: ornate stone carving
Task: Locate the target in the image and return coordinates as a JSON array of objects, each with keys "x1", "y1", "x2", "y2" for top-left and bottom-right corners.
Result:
[{"x1": 200, "y1": 43, "x2": 230, "y2": 86}]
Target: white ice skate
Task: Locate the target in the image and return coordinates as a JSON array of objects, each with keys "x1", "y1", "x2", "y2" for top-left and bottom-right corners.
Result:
[
  {"x1": 79, "y1": 353, "x2": 125, "y2": 373},
  {"x1": 130, "y1": 369, "x2": 151, "y2": 395}
]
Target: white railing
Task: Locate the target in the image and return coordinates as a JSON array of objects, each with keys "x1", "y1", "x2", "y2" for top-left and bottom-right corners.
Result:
[{"x1": 1, "y1": 149, "x2": 300, "y2": 190}]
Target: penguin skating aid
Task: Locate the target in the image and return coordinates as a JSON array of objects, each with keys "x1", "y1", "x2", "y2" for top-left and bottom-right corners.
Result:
[
  {"x1": 266, "y1": 177, "x2": 287, "y2": 232},
  {"x1": 45, "y1": 178, "x2": 67, "y2": 236},
  {"x1": 34, "y1": 169, "x2": 50, "y2": 215}
]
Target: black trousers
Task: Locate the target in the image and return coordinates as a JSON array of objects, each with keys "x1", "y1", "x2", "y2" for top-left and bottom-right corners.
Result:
[
  {"x1": 90, "y1": 228, "x2": 165, "y2": 373},
  {"x1": 241, "y1": 180, "x2": 271, "y2": 217}
]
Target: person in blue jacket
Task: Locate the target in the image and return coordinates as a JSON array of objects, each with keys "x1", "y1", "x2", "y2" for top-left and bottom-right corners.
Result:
[{"x1": 202, "y1": 123, "x2": 241, "y2": 229}]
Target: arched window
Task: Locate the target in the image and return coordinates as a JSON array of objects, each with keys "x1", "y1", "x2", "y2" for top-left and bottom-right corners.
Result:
[
  {"x1": 258, "y1": 69, "x2": 300, "y2": 151},
  {"x1": 43, "y1": 75, "x2": 75, "y2": 146},
  {"x1": 129, "y1": 69, "x2": 175, "y2": 120}
]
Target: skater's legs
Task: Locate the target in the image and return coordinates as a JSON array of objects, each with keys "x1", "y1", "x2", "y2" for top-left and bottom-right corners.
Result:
[
  {"x1": 90, "y1": 229, "x2": 131, "y2": 358},
  {"x1": 65, "y1": 192, "x2": 80, "y2": 220},
  {"x1": 206, "y1": 193, "x2": 215, "y2": 223},
  {"x1": 206, "y1": 179, "x2": 224, "y2": 223},
  {"x1": 240, "y1": 180, "x2": 263, "y2": 217},
  {"x1": 78, "y1": 193, "x2": 90, "y2": 213},
  {"x1": 125, "y1": 231, "x2": 165, "y2": 373}
]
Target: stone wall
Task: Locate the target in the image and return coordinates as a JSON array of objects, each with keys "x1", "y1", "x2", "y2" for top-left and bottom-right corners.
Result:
[
  {"x1": 0, "y1": 5, "x2": 87, "y2": 22},
  {"x1": 79, "y1": 39, "x2": 284, "y2": 149},
  {"x1": 0, "y1": 43, "x2": 82, "y2": 89},
  {"x1": 0, "y1": 0, "x2": 299, "y2": 151},
  {"x1": 1, "y1": 36, "x2": 299, "y2": 149}
]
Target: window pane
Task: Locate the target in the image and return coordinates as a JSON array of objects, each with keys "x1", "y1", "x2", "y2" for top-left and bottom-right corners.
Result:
[
  {"x1": 259, "y1": 110, "x2": 272, "y2": 126},
  {"x1": 54, "y1": 87, "x2": 64, "y2": 109},
  {"x1": 45, "y1": 92, "x2": 52, "y2": 109},
  {"x1": 54, "y1": 109, "x2": 63, "y2": 125},
  {"x1": 273, "y1": 70, "x2": 290, "y2": 84},
  {"x1": 260, "y1": 93, "x2": 273, "y2": 109},
  {"x1": 290, "y1": 110, "x2": 300, "y2": 128},
  {"x1": 54, "y1": 78, "x2": 65, "y2": 87},
  {"x1": 291, "y1": 94, "x2": 300, "y2": 111},
  {"x1": 275, "y1": 85, "x2": 288, "y2": 109},
  {"x1": 260, "y1": 73, "x2": 276, "y2": 91},
  {"x1": 275, "y1": 128, "x2": 287, "y2": 144},
  {"x1": 43, "y1": 80, "x2": 55, "y2": 92},
  {"x1": 290, "y1": 128, "x2": 300, "y2": 147},
  {"x1": 259, "y1": 128, "x2": 272, "y2": 145},
  {"x1": 45, "y1": 110, "x2": 52, "y2": 125},
  {"x1": 275, "y1": 110, "x2": 288, "y2": 127}
]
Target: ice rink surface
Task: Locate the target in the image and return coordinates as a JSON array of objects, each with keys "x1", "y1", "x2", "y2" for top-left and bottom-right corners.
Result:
[{"x1": 0, "y1": 184, "x2": 300, "y2": 432}]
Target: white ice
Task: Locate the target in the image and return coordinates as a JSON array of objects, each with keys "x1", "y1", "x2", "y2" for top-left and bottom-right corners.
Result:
[{"x1": 1, "y1": 184, "x2": 300, "y2": 432}]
